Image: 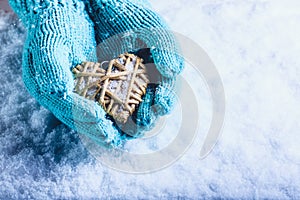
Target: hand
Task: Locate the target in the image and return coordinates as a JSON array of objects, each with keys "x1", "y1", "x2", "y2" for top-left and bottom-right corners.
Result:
[
  {"x1": 9, "y1": 0, "x2": 184, "y2": 147},
  {"x1": 85, "y1": 0, "x2": 184, "y2": 135},
  {"x1": 9, "y1": 0, "x2": 124, "y2": 146}
]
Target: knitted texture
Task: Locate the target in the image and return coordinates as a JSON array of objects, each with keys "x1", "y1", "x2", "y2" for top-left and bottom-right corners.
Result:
[{"x1": 9, "y1": 0, "x2": 184, "y2": 146}]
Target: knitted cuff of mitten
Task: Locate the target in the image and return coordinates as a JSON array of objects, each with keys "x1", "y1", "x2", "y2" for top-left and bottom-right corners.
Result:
[{"x1": 9, "y1": 0, "x2": 83, "y2": 27}]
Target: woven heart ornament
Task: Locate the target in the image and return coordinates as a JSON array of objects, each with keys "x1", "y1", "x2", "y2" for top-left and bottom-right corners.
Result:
[{"x1": 72, "y1": 53, "x2": 150, "y2": 123}]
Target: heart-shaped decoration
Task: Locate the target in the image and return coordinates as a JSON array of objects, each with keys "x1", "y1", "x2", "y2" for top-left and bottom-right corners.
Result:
[{"x1": 72, "y1": 53, "x2": 150, "y2": 123}]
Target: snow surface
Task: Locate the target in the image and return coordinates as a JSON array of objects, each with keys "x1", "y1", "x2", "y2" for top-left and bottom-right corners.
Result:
[{"x1": 1, "y1": 0, "x2": 300, "y2": 199}]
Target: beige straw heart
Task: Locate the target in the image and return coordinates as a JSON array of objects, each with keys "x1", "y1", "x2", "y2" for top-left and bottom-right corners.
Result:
[{"x1": 72, "y1": 53, "x2": 150, "y2": 123}]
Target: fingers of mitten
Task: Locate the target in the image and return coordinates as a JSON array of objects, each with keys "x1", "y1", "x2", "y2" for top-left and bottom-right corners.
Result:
[
  {"x1": 134, "y1": 84, "x2": 157, "y2": 127},
  {"x1": 153, "y1": 77, "x2": 176, "y2": 116},
  {"x1": 59, "y1": 94, "x2": 121, "y2": 146},
  {"x1": 33, "y1": 85, "x2": 122, "y2": 146},
  {"x1": 139, "y1": 26, "x2": 184, "y2": 77},
  {"x1": 67, "y1": 93, "x2": 122, "y2": 146},
  {"x1": 150, "y1": 45, "x2": 184, "y2": 78},
  {"x1": 69, "y1": 93, "x2": 106, "y2": 123}
]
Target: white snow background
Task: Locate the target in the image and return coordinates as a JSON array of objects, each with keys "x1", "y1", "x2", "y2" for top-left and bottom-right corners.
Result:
[{"x1": 1, "y1": 0, "x2": 300, "y2": 199}]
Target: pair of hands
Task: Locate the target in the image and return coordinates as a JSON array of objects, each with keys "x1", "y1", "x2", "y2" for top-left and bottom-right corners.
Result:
[{"x1": 9, "y1": 0, "x2": 183, "y2": 147}]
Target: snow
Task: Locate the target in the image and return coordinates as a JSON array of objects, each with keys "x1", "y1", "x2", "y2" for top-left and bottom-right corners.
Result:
[{"x1": 1, "y1": 0, "x2": 300, "y2": 198}]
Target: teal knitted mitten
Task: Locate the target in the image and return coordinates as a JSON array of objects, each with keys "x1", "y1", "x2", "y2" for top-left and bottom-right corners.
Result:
[
  {"x1": 85, "y1": 0, "x2": 184, "y2": 134},
  {"x1": 9, "y1": 0, "x2": 124, "y2": 146},
  {"x1": 9, "y1": 0, "x2": 184, "y2": 146}
]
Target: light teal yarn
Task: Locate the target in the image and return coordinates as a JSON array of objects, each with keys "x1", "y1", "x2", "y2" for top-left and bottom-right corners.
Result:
[{"x1": 9, "y1": 0, "x2": 184, "y2": 147}]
